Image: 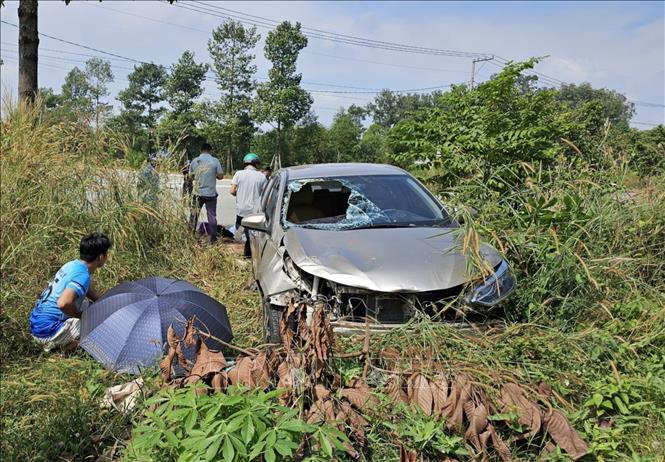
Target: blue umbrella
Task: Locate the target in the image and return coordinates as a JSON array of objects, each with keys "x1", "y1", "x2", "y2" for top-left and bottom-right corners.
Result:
[{"x1": 80, "y1": 277, "x2": 232, "y2": 374}]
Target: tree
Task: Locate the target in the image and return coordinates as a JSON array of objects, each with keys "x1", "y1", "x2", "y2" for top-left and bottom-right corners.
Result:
[
  {"x1": 159, "y1": 51, "x2": 208, "y2": 156},
  {"x1": 85, "y1": 58, "x2": 114, "y2": 128},
  {"x1": 207, "y1": 20, "x2": 260, "y2": 172},
  {"x1": 118, "y1": 63, "x2": 167, "y2": 153},
  {"x1": 328, "y1": 106, "x2": 366, "y2": 162},
  {"x1": 556, "y1": 83, "x2": 635, "y2": 129},
  {"x1": 18, "y1": 0, "x2": 38, "y2": 103},
  {"x1": 388, "y1": 59, "x2": 569, "y2": 189},
  {"x1": 60, "y1": 66, "x2": 92, "y2": 119},
  {"x1": 255, "y1": 21, "x2": 312, "y2": 169},
  {"x1": 367, "y1": 90, "x2": 441, "y2": 128}
]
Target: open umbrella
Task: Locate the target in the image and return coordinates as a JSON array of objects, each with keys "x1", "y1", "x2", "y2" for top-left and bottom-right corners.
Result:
[{"x1": 80, "y1": 277, "x2": 232, "y2": 374}]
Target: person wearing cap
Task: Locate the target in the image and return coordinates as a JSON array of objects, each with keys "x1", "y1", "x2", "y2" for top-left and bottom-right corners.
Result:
[
  {"x1": 189, "y1": 143, "x2": 224, "y2": 243},
  {"x1": 231, "y1": 153, "x2": 268, "y2": 257}
]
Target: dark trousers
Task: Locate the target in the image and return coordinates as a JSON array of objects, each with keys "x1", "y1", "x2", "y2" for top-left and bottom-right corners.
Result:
[
  {"x1": 236, "y1": 215, "x2": 251, "y2": 257},
  {"x1": 194, "y1": 195, "x2": 218, "y2": 242}
]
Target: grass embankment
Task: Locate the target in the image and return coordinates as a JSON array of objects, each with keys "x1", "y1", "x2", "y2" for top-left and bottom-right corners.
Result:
[
  {"x1": 2, "y1": 100, "x2": 664, "y2": 461},
  {"x1": 0, "y1": 101, "x2": 261, "y2": 460}
]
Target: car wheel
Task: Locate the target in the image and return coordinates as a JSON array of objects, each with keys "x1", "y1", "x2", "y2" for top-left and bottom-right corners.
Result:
[{"x1": 263, "y1": 300, "x2": 282, "y2": 344}]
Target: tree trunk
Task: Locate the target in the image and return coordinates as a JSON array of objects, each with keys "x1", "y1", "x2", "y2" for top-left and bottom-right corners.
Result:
[
  {"x1": 18, "y1": 0, "x2": 39, "y2": 104},
  {"x1": 275, "y1": 120, "x2": 281, "y2": 170},
  {"x1": 226, "y1": 143, "x2": 232, "y2": 175},
  {"x1": 95, "y1": 93, "x2": 100, "y2": 129}
]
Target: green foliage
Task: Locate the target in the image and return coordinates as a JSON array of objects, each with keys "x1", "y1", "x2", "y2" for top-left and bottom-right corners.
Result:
[
  {"x1": 123, "y1": 385, "x2": 350, "y2": 462},
  {"x1": 255, "y1": 21, "x2": 312, "y2": 163},
  {"x1": 60, "y1": 66, "x2": 94, "y2": 119},
  {"x1": 367, "y1": 89, "x2": 442, "y2": 129},
  {"x1": 389, "y1": 59, "x2": 570, "y2": 189},
  {"x1": 556, "y1": 82, "x2": 635, "y2": 130},
  {"x1": 117, "y1": 63, "x2": 168, "y2": 151},
  {"x1": 365, "y1": 396, "x2": 468, "y2": 460},
  {"x1": 158, "y1": 51, "x2": 209, "y2": 157},
  {"x1": 206, "y1": 20, "x2": 260, "y2": 170},
  {"x1": 85, "y1": 57, "x2": 114, "y2": 127}
]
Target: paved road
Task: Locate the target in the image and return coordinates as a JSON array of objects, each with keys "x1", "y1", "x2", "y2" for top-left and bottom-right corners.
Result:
[{"x1": 164, "y1": 174, "x2": 236, "y2": 228}]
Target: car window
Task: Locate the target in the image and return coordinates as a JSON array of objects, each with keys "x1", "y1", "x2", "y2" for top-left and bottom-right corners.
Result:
[
  {"x1": 282, "y1": 174, "x2": 451, "y2": 230},
  {"x1": 263, "y1": 175, "x2": 281, "y2": 227}
]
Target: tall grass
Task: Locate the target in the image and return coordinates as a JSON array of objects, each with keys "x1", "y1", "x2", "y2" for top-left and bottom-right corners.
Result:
[{"x1": 0, "y1": 99, "x2": 262, "y2": 460}]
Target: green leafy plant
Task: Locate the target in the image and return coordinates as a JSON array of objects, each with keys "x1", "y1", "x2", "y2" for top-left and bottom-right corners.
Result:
[{"x1": 123, "y1": 385, "x2": 350, "y2": 462}]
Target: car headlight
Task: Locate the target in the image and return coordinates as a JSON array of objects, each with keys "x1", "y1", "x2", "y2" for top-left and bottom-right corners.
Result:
[{"x1": 466, "y1": 260, "x2": 516, "y2": 307}]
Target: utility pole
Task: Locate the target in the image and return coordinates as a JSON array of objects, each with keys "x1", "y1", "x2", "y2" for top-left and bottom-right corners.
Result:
[{"x1": 470, "y1": 56, "x2": 494, "y2": 89}]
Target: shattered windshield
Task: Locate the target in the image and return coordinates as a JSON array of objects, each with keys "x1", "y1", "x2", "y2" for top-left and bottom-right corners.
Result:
[{"x1": 282, "y1": 174, "x2": 452, "y2": 230}]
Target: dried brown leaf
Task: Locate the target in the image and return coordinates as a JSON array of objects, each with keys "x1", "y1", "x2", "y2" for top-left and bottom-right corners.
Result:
[
  {"x1": 543, "y1": 409, "x2": 588, "y2": 460},
  {"x1": 211, "y1": 372, "x2": 227, "y2": 393},
  {"x1": 228, "y1": 356, "x2": 254, "y2": 387},
  {"x1": 464, "y1": 401, "x2": 489, "y2": 453},
  {"x1": 384, "y1": 375, "x2": 408, "y2": 404},
  {"x1": 166, "y1": 325, "x2": 178, "y2": 350},
  {"x1": 183, "y1": 316, "x2": 197, "y2": 348},
  {"x1": 188, "y1": 341, "x2": 226, "y2": 380},
  {"x1": 407, "y1": 373, "x2": 434, "y2": 416},
  {"x1": 251, "y1": 351, "x2": 272, "y2": 388},
  {"x1": 488, "y1": 424, "x2": 512, "y2": 461},
  {"x1": 314, "y1": 384, "x2": 330, "y2": 401},
  {"x1": 399, "y1": 445, "x2": 417, "y2": 462},
  {"x1": 431, "y1": 374, "x2": 449, "y2": 416},
  {"x1": 443, "y1": 375, "x2": 471, "y2": 430},
  {"x1": 159, "y1": 347, "x2": 176, "y2": 382},
  {"x1": 499, "y1": 383, "x2": 542, "y2": 438}
]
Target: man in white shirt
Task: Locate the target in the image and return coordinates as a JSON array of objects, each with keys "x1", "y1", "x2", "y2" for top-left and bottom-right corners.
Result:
[
  {"x1": 231, "y1": 153, "x2": 268, "y2": 257},
  {"x1": 189, "y1": 143, "x2": 224, "y2": 243}
]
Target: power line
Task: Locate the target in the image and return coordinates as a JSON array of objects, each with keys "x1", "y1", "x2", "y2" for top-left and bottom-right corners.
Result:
[
  {"x1": 1, "y1": 20, "x2": 147, "y2": 64},
  {"x1": 170, "y1": 1, "x2": 492, "y2": 59}
]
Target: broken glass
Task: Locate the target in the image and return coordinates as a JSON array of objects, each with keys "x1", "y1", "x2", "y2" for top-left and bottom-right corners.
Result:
[{"x1": 282, "y1": 178, "x2": 389, "y2": 230}]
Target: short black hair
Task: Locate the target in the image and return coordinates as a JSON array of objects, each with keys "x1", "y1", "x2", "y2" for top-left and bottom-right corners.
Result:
[
  {"x1": 80, "y1": 233, "x2": 112, "y2": 262},
  {"x1": 201, "y1": 143, "x2": 212, "y2": 152}
]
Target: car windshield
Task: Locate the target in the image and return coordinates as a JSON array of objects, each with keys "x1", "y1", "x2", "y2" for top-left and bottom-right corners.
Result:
[{"x1": 282, "y1": 174, "x2": 452, "y2": 230}]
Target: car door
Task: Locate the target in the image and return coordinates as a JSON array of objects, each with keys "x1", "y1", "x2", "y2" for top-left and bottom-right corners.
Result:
[{"x1": 251, "y1": 174, "x2": 281, "y2": 276}]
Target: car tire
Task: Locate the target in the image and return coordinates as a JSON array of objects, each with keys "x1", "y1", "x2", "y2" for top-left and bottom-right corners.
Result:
[{"x1": 263, "y1": 300, "x2": 282, "y2": 344}]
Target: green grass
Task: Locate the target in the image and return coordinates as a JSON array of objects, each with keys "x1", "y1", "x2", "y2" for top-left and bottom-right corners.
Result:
[{"x1": 1, "y1": 99, "x2": 664, "y2": 460}]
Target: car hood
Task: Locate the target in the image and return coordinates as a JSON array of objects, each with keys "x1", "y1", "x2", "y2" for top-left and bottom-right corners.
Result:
[{"x1": 283, "y1": 226, "x2": 503, "y2": 293}]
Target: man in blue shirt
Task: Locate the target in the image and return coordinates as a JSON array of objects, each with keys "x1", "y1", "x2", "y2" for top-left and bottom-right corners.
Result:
[
  {"x1": 29, "y1": 233, "x2": 112, "y2": 352},
  {"x1": 189, "y1": 143, "x2": 224, "y2": 243}
]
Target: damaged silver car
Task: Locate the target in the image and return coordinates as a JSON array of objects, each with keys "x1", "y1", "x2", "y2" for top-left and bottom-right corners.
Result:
[{"x1": 241, "y1": 163, "x2": 516, "y2": 342}]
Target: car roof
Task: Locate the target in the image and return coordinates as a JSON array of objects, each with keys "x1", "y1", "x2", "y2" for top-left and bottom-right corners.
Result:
[{"x1": 280, "y1": 163, "x2": 407, "y2": 180}]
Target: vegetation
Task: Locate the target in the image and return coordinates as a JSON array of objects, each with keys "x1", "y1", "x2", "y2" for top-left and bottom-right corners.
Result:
[{"x1": 1, "y1": 15, "x2": 664, "y2": 460}]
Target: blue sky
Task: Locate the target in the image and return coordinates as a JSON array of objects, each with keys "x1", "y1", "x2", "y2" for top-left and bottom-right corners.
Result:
[{"x1": 1, "y1": 1, "x2": 663, "y2": 127}]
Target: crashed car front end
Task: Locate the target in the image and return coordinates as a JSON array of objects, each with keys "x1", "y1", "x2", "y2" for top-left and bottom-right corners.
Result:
[{"x1": 270, "y1": 250, "x2": 516, "y2": 332}]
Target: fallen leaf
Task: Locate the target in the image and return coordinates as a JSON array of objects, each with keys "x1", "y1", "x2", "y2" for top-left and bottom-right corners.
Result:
[
  {"x1": 384, "y1": 375, "x2": 407, "y2": 404},
  {"x1": 159, "y1": 347, "x2": 175, "y2": 382},
  {"x1": 399, "y1": 445, "x2": 417, "y2": 462},
  {"x1": 407, "y1": 373, "x2": 434, "y2": 416},
  {"x1": 211, "y1": 372, "x2": 227, "y2": 393},
  {"x1": 543, "y1": 409, "x2": 588, "y2": 460},
  {"x1": 431, "y1": 374, "x2": 449, "y2": 416},
  {"x1": 464, "y1": 401, "x2": 489, "y2": 453},
  {"x1": 186, "y1": 341, "x2": 226, "y2": 384},
  {"x1": 488, "y1": 424, "x2": 512, "y2": 461},
  {"x1": 499, "y1": 383, "x2": 542, "y2": 438},
  {"x1": 166, "y1": 325, "x2": 178, "y2": 350},
  {"x1": 183, "y1": 316, "x2": 197, "y2": 348},
  {"x1": 228, "y1": 356, "x2": 254, "y2": 387},
  {"x1": 443, "y1": 375, "x2": 471, "y2": 430}
]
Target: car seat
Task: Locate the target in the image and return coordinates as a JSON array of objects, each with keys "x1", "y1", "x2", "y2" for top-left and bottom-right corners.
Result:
[{"x1": 287, "y1": 184, "x2": 326, "y2": 223}]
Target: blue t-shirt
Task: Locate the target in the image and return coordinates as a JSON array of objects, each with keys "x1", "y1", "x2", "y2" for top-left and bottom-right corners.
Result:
[{"x1": 29, "y1": 260, "x2": 90, "y2": 338}]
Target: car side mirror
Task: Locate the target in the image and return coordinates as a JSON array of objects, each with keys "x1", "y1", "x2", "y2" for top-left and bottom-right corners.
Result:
[
  {"x1": 455, "y1": 206, "x2": 479, "y2": 224},
  {"x1": 242, "y1": 213, "x2": 269, "y2": 233}
]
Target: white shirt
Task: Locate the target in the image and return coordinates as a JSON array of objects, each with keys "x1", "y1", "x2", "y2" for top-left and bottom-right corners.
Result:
[{"x1": 232, "y1": 166, "x2": 268, "y2": 217}]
